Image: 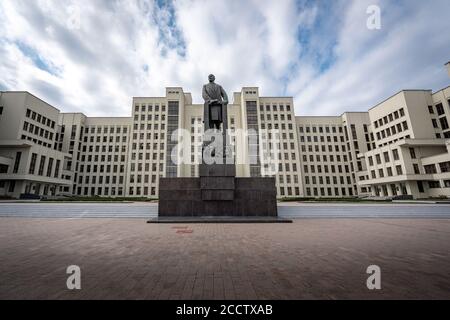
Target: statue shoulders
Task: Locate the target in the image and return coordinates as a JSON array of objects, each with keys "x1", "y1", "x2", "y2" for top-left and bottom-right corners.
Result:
[{"x1": 205, "y1": 82, "x2": 220, "y2": 87}]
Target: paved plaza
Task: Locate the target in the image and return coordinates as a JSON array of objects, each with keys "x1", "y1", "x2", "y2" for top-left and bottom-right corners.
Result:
[{"x1": 1, "y1": 216, "x2": 450, "y2": 299}]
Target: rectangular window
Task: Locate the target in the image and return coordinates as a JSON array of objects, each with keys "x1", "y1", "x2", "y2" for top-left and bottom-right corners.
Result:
[
  {"x1": 387, "y1": 167, "x2": 393, "y2": 176},
  {"x1": 417, "y1": 181, "x2": 424, "y2": 193},
  {"x1": 351, "y1": 124, "x2": 357, "y2": 140},
  {"x1": 13, "y1": 152, "x2": 22, "y2": 173},
  {"x1": 38, "y1": 156, "x2": 46, "y2": 176},
  {"x1": 409, "y1": 148, "x2": 416, "y2": 159},
  {"x1": 402, "y1": 121, "x2": 408, "y2": 130},
  {"x1": 393, "y1": 149, "x2": 399, "y2": 161},
  {"x1": 8, "y1": 181, "x2": 15, "y2": 193},
  {"x1": 439, "y1": 117, "x2": 449, "y2": 130},
  {"x1": 436, "y1": 103, "x2": 445, "y2": 116},
  {"x1": 29, "y1": 153, "x2": 38, "y2": 174},
  {"x1": 53, "y1": 160, "x2": 61, "y2": 178},
  {"x1": 46, "y1": 158, "x2": 54, "y2": 177},
  {"x1": 424, "y1": 164, "x2": 437, "y2": 174},
  {"x1": 413, "y1": 164, "x2": 420, "y2": 174},
  {"x1": 376, "y1": 154, "x2": 381, "y2": 165},
  {"x1": 439, "y1": 161, "x2": 450, "y2": 173},
  {"x1": 428, "y1": 181, "x2": 440, "y2": 189},
  {"x1": 432, "y1": 119, "x2": 439, "y2": 128}
]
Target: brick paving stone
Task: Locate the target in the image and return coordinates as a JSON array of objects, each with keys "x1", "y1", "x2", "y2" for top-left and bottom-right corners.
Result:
[{"x1": 0, "y1": 217, "x2": 450, "y2": 299}]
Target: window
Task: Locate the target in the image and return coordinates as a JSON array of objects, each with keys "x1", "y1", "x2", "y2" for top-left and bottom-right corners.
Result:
[
  {"x1": 432, "y1": 119, "x2": 439, "y2": 128},
  {"x1": 402, "y1": 121, "x2": 408, "y2": 130},
  {"x1": 439, "y1": 117, "x2": 449, "y2": 131},
  {"x1": 46, "y1": 158, "x2": 54, "y2": 177},
  {"x1": 409, "y1": 148, "x2": 416, "y2": 159},
  {"x1": 439, "y1": 161, "x2": 450, "y2": 173},
  {"x1": 424, "y1": 164, "x2": 437, "y2": 174},
  {"x1": 351, "y1": 124, "x2": 357, "y2": 140},
  {"x1": 394, "y1": 111, "x2": 399, "y2": 119},
  {"x1": 71, "y1": 125, "x2": 77, "y2": 139},
  {"x1": 8, "y1": 181, "x2": 15, "y2": 193},
  {"x1": 428, "y1": 181, "x2": 440, "y2": 189},
  {"x1": 38, "y1": 156, "x2": 46, "y2": 175},
  {"x1": 0, "y1": 164, "x2": 7, "y2": 174},
  {"x1": 383, "y1": 152, "x2": 390, "y2": 163},
  {"x1": 436, "y1": 103, "x2": 445, "y2": 116},
  {"x1": 417, "y1": 181, "x2": 424, "y2": 193},
  {"x1": 29, "y1": 153, "x2": 38, "y2": 174},
  {"x1": 51, "y1": 159, "x2": 58, "y2": 179},
  {"x1": 413, "y1": 164, "x2": 420, "y2": 174},
  {"x1": 396, "y1": 165, "x2": 403, "y2": 175},
  {"x1": 13, "y1": 152, "x2": 22, "y2": 173},
  {"x1": 375, "y1": 154, "x2": 381, "y2": 165},
  {"x1": 0, "y1": 106, "x2": 3, "y2": 115},
  {"x1": 387, "y1": 167, "x2": 393, "y2": 176},
  {"x1": 393, "y1": 149, "x2": 399, "y2": 161},
  {"x1": 428, "y1": 106, "x2": 434, "y2": 114}
]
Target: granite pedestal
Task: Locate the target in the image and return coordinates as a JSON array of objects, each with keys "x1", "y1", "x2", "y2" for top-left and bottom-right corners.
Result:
[{"x1": 158, "y1": 164, "x2": 278, "y2": 217}]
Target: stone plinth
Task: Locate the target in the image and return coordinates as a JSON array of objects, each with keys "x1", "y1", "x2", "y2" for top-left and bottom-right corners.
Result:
[{"x1": 158, "y1": 164, "x2": 278, "y2": 217}]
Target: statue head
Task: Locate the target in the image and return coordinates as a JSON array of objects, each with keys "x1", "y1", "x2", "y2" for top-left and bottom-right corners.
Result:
[{"x1": 208, "y1": 74, "x2": 215, "y2": 83}]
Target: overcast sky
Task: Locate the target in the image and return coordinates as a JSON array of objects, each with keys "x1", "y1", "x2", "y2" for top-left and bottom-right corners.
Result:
[{"x1": 1, "y1": 0, "x2": 449, "y2": 117}]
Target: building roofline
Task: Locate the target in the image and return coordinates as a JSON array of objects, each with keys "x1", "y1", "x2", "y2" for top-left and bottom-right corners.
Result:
[
  {"x1": 60, "y1": 112, "x2": 85, "y2": 115},
  {"x1": 259, "y1": 96, "x2": 294, "y2": 99},
  {"x1": 295, "y1": 111, "x2": 368, "y2": 119},
  {"x1": 341, "y1": 111, "x2": 369, "y2": 114},
  {"x1": 368, "y1": 89, "x2": 432, "y2": 112},
  {"x1": 133, "y1": 96, "x2": 166, "y2": 99},
  {"x1": 86, "y1": 117, "x2": 131, "y2": 119},
  {"x1": 296, "y1": 115, "x2": 342, "y2": 118},
  {"x1": 434, "y1": 85, "x2": 450, "y2": 93},
  {"x1": 1, "y1": 91, "x2": 61, "y2": 113}
]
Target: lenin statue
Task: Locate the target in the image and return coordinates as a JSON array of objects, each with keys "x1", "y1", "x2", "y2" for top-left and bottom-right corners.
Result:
[
  {"x1": 202, "y1": 74, "x2": 229, "y2": 131},
  {"x1": 202, "y1": 74, "x2": 230, "y2": 161}
]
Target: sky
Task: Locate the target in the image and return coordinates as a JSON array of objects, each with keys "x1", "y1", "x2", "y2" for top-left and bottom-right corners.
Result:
[{"x1": 0, "y1": 0, "x2": 449, "y2": 117}]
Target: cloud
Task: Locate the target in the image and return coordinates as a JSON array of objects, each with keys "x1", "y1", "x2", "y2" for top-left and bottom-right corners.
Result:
[
  {"x1": 0, "y1": 0, "x2": 449, "y2": 117},
  {"x1": 291, "y1": 0, "x2": 450, "y2": 115}
]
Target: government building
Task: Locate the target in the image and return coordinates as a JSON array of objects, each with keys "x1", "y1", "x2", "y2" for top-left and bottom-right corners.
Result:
[{"x1": 1, "y1": 62, "x2": 450, "y2": 200}]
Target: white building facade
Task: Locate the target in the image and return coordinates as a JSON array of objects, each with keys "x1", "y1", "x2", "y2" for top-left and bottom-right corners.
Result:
[{"x1": 1, "y1": 69, "x2": 450, "y2": 200}]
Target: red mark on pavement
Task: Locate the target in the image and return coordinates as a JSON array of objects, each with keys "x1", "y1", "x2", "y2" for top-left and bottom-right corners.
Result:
[{"x1": 176, "y1": 229, "x2": 194, "y2": 234}]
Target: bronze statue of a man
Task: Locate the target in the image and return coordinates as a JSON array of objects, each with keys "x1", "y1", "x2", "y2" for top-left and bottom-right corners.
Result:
[{"x1": 202, "y1": 74, "x2": 229, "y2": 131}]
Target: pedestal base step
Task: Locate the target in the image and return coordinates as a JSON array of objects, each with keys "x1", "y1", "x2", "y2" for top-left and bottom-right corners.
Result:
[{"x1": 147, "y1": 216, "x2": 292, "y2": 224}]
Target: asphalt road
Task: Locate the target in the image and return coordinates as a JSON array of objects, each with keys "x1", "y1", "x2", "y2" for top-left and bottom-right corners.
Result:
[{"x1": 0, "y1": 202, "x2": 450, "y2": 219}]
